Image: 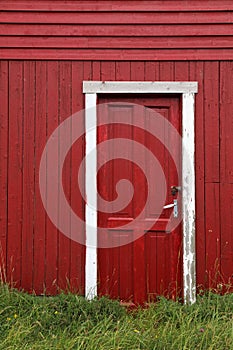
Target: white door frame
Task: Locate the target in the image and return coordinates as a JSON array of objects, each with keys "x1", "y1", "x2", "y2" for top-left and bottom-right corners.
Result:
[{"x1": 83, "y1": 81, "x2": 198, "y2": 304}]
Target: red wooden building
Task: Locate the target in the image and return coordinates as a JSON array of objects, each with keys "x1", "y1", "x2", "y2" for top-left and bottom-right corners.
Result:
[{"x1": 0, "y1": 0, "x2": 232, "y2": 304}]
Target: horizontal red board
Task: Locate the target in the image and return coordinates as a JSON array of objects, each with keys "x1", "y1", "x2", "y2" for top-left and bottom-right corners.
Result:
[
  {"x1": 0, "y1": 11, "x2": 233, "y2": 24},
  {"x1": 1, "y1": 24, "x2": 233, "y2": 37},
  {"x1": 1, "y1": 0, "x2": 233, "y2": 12},
  {"x1": 108, "y1": 218, "x2": 171, "y2": 232},
  {"x1": 1, "y1": 36, "x2": 233, "y2": 49},
  {"x1": 1, "y1": 48, "x2": 233, "y2": 60}
]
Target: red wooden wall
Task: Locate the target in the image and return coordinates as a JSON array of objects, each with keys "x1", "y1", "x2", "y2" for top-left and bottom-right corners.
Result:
[
  {"x1": 0, "y1": 0, "x2": 232, "y2": 295},
  {"x1": 0, "y1": 0, "x2": 233, "y2": 61}
]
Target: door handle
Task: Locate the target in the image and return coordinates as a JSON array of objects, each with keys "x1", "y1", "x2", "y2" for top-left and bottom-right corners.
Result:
[{"x1": 163, "y1": 199, "x2": 178, "y2": 218}]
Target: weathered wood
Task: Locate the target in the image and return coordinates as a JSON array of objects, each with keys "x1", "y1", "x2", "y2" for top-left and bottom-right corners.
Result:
[
  {"x1": 21, "y1": 61, "x2": 35, "y2": 292},
  {"x1": 95, "y1": 92, "x2": 186, "y2": 303},
  {"x1": 1, "y1": 24, "x2": 233, "y2": 37},
  {"x1": 0, "y1": 0, "x2": 232, "y2": 302},
  {"x1": 2, "y1": 11, "x2": 233, "y2": 24},
  {"x1": 57, "y1": 62, "x2": 72, "y2": 291},
  {"x1": 220, "y1": 62, "x2": 233, "y2": 184},
  {"x1": 45, "y1": 61, "x2": 59, "y2": 294},
  {"x1": 1, "y1": 48, "x2": 233, "y2": 61},
  {"x1": 0, "y1": 61, "x2": 8, "y2": 279},
  {"x1": 33, "y1": 61, "x2": 47, "y2": 293},
  {"x1": 205, "y1": 183, "x2": 220, "y2": 289},
  {"x1": 1, "y1": 0, "x2": 233, "y2": 12},
  {"x1": 83, "y1": 81, "x2": 198, "y2": 93},
  {"x1": 189, "y1": 61, "x2": 206, "y2": 289},
  {"x1": 1, "y1": 36, "x2": 233, "y2": 49},
  {"x1": 70, "y1": 61, "x2": 85, "y2": 294},
  {"x1": 7, "y1": 61, "x2": 23, "y2": 287},
  {"x1": 204, "y1": 62, "x2": 220, "y2": 183},
  {"x1": 220, "y1": 183, "x2": 233, "y2": 287}
]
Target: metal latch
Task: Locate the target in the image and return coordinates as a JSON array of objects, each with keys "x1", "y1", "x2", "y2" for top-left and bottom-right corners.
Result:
[
  {"x1": 163, "y1": 199, "x2": 178, "y2": 218},
  {"x1": 171, "y1": 186, "x2": 182, "y2": 196}
]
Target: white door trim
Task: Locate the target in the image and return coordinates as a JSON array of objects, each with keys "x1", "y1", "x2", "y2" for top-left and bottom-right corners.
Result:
[{"x1": 83, "y1": 81, "x2": 198, "y2": 304}]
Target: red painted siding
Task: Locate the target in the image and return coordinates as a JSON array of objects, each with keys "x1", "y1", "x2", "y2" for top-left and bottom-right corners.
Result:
[
  {"x1": 0, "y1": 1, "x2": 232, "y2": 296},
  {"x1": 0, "y1": 0, "x2": 233, "y2": 60},
  {"x1": 0, "y1": 60, "x2": 232, "y2": 293}
]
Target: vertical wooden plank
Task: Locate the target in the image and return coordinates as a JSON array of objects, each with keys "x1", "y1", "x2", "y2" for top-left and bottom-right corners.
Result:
[
  {"x1": 119, "y1": 234, "x2": 133, "y2": 301},
  {"x1": 205, "y1": 183, "x2": 220, "y2": 288},
  {"x1": 33, "y1": 61, "x2": 47, "y2": 293},
  {"x1": 57, "y1": 61, "x2": 72, "y2": 291},
  {"x1": 156, "y1": 235, "x2": 168, "y2": 295},
  {"x1": 204, "y1": 62, "x2": 220, "y2": 183},
  {"x1": 100, "y1": 61, "x2": 116, "y2": 81},
  {"x1": 174, "y1": 61, "x2": 189, "y2": 81},
  {"x1": 112, "y1": 110, "x2": 134, "y2": 300},
  {"x1": 83, "y1": 61, "x2": 92, "y2": 81},
  {"x1": 130, "y1": 61, "x2": 144, "y2": 81},
  {"x1": 21, "y1": 61, "x2": 35, "y2": 292},
  {"x1": 92, "y1": 61, "x2": 100, "y2": 80},
  {"x1": 0, "y1": 61, "x2": 8, "y2": 282},
  {"x1": 159, "y1": 61, "x2": 174, "y2": 81},
  {"x1": 190, "y1": 61, "x2": 206, "y2": 289},
  {"x1": 169, "y1": 97, "x2": 182, "y2": 300},
  {"x1": 130, "y1": 76, "x2": 146, "y2": 303},
  {"x1": 146, "y1": 235, "x2": 157, "y2": 301},
  {"x1": 70, "y1": 61, "x2": 85, "y2": 294},
  {"x1": 45, "y1": 61, "x2": 59, "y2": 294},
  {"x1": 160, "y1": 63, "x2": 182, "y2": 298},
  {"x1": 220, "y1": 62, "x2": 233, "y2": 290},
  {"x1": 145, "y1": 62, "x2": 164, "y2": 301},
  {"x1": 93, "y1": 60, "x2": 107, "y2": 296},
  {"x1": 220, "y1": 183, "x2": 233, "y2": 288},
  {"x1": 204, "y1": 61, "x2": 220, "y2": 290},
  {"x1": 115, "y1": 62, "x2": 133, "y2": 301},
  {"x1": 116, "y1": 61, "x2": 130, "y2": 81},
  {"x1": 98, "y1": 61, "x2": 115, "y2": 297},
  {"x1": 133, "y1": 234, "x2": 145, "y2": 303},
  {"x1": 7, "y1": 61, "x2": 23, "y2": 287},
  {"x1": 109, "y1": 233, "x2": 119, "y2": 299},
  {"x1": 220, "y1": 62, "x2": 233, "y2": 184},
  {"x1": 145, "y1": 61, "x2": 159, "y2": 81},
  {"x1": 133, "y1": 179, "x2": 146, "y2": 302},
  {"x1": 72, "y1": 61, "x2": 84, "y2": 113}
]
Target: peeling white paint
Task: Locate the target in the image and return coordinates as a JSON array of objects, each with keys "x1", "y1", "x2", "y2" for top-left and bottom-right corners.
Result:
[
  {"x1": 85, "y1": 93, "x2": 97, "y2": 300},
  {"x1": 182, "y1": 93, "x2": 196, "y2": 304},
  {"x1": 83, "y1": 81, "x2": 198, "y2": 94}
]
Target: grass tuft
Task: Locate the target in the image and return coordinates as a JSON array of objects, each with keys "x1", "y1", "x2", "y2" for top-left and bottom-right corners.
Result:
[{"x1": 0, "y1": 284, "x2": 232, "y2": 349}]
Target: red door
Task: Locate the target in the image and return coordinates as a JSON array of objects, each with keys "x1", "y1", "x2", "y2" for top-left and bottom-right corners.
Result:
[{"x1": 97, "y1": 95, "x2": 182, "y2": 304}]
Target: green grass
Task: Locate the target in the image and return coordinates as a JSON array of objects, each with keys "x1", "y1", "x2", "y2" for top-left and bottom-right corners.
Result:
[{"x1": 0, "y1": 284, "x2": 232, "y2": 349}]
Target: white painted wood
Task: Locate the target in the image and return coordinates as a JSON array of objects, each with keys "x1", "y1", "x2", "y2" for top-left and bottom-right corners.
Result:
[
  {"x1": 83, "y1": 81, "x2": 198, "y2": 94},
  {"x1": 163, "y1": 203, "x2": 175, "y2": 209},
  {"x1": 182, "y1": 93, "x2": 196, "y2": 304},
  {"x1": 83, "y1": 82, "x2": 197, "y2": 304},
  {"x1": 85, "y1": 93, "x2": 97, "y2": 300}
]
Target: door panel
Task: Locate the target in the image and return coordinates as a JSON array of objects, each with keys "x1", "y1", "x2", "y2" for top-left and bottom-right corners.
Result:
[{"x1": 97, "y1": 95, "x2": 182, "y2": 303}]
